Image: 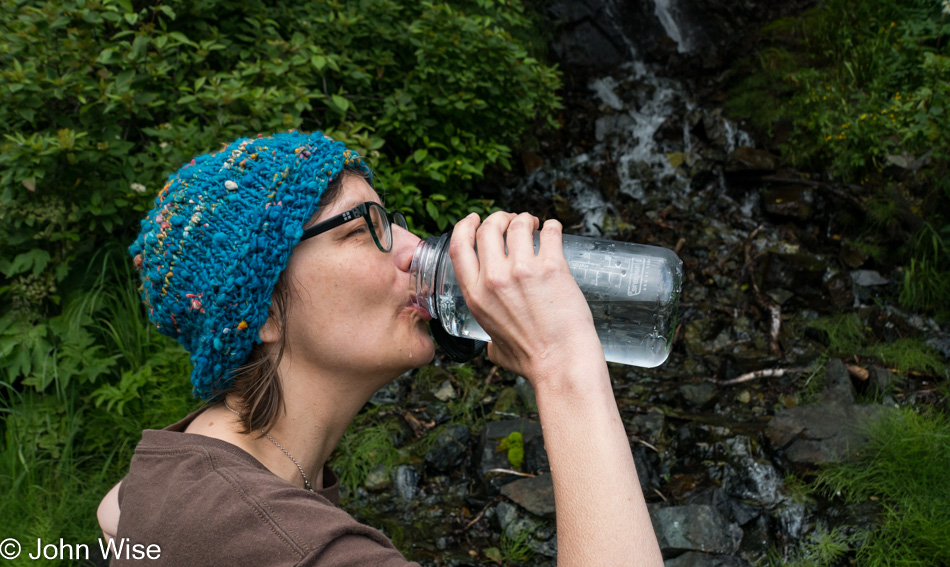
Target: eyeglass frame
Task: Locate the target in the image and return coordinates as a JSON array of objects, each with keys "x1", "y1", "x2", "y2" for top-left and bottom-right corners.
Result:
[{"x1": 298, "y1": 201, "x2": 408, "y2": 253}]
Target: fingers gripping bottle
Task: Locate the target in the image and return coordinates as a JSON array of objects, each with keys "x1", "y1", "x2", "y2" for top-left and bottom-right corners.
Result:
[{"x1": 409, "y1": 230, "x2": 683, "y2": 367}]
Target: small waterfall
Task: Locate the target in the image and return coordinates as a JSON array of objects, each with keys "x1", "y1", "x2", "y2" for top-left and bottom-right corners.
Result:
[
  {"x1": 653, "y1": 0, "x2": 691, "y2": 53},
  {"x1": 507, "y1": 0, "x2": 752, "y2": 236}
]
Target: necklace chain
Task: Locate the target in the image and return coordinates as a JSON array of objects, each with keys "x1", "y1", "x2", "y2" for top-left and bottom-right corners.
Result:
[{"x1": 223, "y1": 401, "x2": 314, "y2": 492}]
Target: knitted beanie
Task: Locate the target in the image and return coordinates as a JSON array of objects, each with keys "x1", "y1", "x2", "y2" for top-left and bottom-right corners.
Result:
[{"x1": 129, "y1": 131, "x2": 371, "y2": 400}]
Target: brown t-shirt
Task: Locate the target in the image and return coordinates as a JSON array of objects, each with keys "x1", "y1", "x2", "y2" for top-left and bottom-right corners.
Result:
[{"x1": 114, "y1": 410, "x2": 418, "y2": 566}]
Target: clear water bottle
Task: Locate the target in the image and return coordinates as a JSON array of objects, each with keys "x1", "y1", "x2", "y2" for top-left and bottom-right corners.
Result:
[{"x1": 409, "y1": 231, "x2": 683, "y2": 367}]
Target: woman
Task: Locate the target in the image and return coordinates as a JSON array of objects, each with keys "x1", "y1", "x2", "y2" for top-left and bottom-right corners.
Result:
[{"x1": 99, "y1": 131, "x2": 662, "y2": 566}]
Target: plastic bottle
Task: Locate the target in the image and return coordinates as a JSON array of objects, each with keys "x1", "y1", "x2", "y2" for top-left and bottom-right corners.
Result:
[{"x1": 409, "y1": 231, "x2": 683, "y2": 367}]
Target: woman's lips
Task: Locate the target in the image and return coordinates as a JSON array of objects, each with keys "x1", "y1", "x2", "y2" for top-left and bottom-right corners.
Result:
[{"x1": 405, "y1": 300, "x2": 433, "y2": 321}]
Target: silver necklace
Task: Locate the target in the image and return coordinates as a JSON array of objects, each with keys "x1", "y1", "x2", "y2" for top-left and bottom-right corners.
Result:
[{"x1": 223, "y1": 401, "x2": 314, "y2": 492}]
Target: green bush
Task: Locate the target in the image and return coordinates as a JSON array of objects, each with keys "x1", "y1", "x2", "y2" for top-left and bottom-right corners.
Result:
[
  {"x1": 0, "y1": 0, "x2": 561, "y2": 326},
  {"x1": 725, "y1": 0, "x2": 950, "y2": 313},
  {"x1": 0, "y1": 1, "x2": 561, "y2": 559}
]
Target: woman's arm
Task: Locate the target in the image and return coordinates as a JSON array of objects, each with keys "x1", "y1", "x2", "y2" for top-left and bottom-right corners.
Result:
[
  {"x1": 97, "y1": 480, "x2": 122, "y2": 542},
  {"x1": 450, "y1": 212, "x2": 663, "y2": 567}
]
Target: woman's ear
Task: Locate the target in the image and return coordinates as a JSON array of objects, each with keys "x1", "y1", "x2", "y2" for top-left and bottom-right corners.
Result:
[{"x1": 259, "y1": 317, "x2": 281, "y2": 344}]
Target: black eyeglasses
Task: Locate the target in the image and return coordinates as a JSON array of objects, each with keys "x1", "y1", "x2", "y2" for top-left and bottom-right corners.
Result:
[{"x1": 299, "y1": 201, "x2": 408, "y2": 253}]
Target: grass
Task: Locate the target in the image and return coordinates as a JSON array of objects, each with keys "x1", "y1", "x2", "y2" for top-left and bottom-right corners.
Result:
[
  {"x1": 0, "y1": 251, "x2": 197, "y2": 566},
  {"x1": 815, "y1": 407, "x2": 950, "y2": 566},
  {"x1": 332, "y1": 422, "x2": 402, "y2": 493},
  {"x1": 805, "y1": 315, "x2": 947, "y2": 377}
]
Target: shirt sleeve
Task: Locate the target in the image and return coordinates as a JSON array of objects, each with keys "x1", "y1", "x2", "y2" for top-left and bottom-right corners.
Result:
[{"x1": 297, "y1": 533, "x2": 422, "y2": 567}]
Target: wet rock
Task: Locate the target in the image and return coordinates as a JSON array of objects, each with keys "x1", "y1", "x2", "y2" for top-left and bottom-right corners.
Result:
[
  {"x1": 425, "y1": 424, "x2": 471, "y2": 472},
  {"x1": 432, "y1": 379, "x2": 457, "y2": 402},
  {"x1": 681, "y1": 382, "x2": 718, "y2": 408},
  {"x1": 823, "y1": 358, "x2": 856, "y2": 405},
  {"x1": 515, "y1": 376, "x2": 538, "y2": 413},
  {"x1": 633, "y1": 444, "x2": 662, "y2": 494},
  {"x1": 665, "y1": 552, "x2": 748, "y2": 567},
  {"x1": 726, "y1": 146, "x2": 777, "y2": 172},
  {"x1": 491, "y1": 387, "x2": 519, "y2": 416},
  {"x1": 370, "y1": 377, "x2": 408, "y2": 405},
  {"x1": 759, "y1": 252, "x2": 826, "y2": 302},
  {"x1": 868, "y1": 365, "x2": 903, "y2": 395},
  {"x1": 494, "y1": 501, "x2": 519, "y2": 532},
  {"x1": 500, "y1": 473, "x2": 556, "y2": 519},
  {"x1": 762, "y1": 186, "x2": 814, "y2": 220},
  {"x1": 651, "y1": 505, "x2": 742, "y2": 556},
  {"x1": 547, "y1": 1, "x2": 628, "y2": 71},
  {"x1": 364, "y1": 465, "x2": 391, "y2": 492},
  {"x1": 839, "y1": 241, "x2": 868, "y2": 268},
  {"x1": 926, "y1": 332, "x2": 950, "y2": 358},
  {"x1": 766, "y1": 403, "x2": 892, "y2": 464},
  {"x1": 851, "y1": 270, "x2": 888, "y2": 287},
  {"x1": 823, "y1": 271, "x2": 855, "y2": 310},
  {"x1": 630, "y1": 410, "x2": 666, "y2": 444},
  {"x1": 395, "y1": 465, "x2": 420, "y2": 502}
]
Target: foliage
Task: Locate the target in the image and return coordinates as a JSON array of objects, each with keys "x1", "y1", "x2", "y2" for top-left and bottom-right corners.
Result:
[
  {"x1": 815, "y1": 407, "x2": 950, "y2": 566},
  {"x1": 805, "y1": 314, "x2": 947, "y2": 376},
  {"x1": 726, "y1": 0, "x2": 950, "y2": 313},
  {"x1": 0, "y1": 0, "x2": 561, "y2": 325},
  {"x1": 0, "y1": 2, "x2": 559, "y2": 556},
  {"x1": 771, "y1": 525, "x2": 860, "y2": 567},
  {"x1": 333, "y1": 422, "x2": 402, "y2": 493},
  {"x1": 499, "y1": 523, "x2": 536, "y2": 566}
]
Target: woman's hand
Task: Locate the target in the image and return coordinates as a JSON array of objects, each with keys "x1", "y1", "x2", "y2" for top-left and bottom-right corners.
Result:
[
  {"x1": 449, "y1": 211, "x2": 663, "y2": 567},
  {"x1": 449, "y1": 211, "x2": 603, "y2": 384}
]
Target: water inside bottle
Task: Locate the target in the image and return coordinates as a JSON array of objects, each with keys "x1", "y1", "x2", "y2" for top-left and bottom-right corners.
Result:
[{"x1": 434, "y1": 247, "x2": 679, "y2": 367}]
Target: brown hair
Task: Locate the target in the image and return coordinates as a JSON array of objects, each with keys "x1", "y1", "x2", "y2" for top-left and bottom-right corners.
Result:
[{"x1": 215, "y1": 167, "x2": 372, "y2": 434}]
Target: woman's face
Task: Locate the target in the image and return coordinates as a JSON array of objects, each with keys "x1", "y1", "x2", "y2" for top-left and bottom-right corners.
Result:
[{"x1": 274, "y1": 173, "x2": 435, "y2": 384}]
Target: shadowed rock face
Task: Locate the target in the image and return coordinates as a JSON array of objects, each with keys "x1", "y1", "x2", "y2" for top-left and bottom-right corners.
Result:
[
  {"x1": 650, "y1": 504, "x2": 742, "y2": 556},
  {"x1": 766, "y1": 359, "x2": 894, "y2": 465},
  {"x1": 545, "y1": 0, "x2": 813, "y2": 74}
]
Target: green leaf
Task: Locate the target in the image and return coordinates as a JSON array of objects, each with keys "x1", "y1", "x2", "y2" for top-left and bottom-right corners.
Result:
[
  {"x1": 168, "y1": 31, "x2": 196, "y2": 47},
  {"x1": 4, "y1": 250, "x2": 51, "y2": 277},
  {"x1": 311, "y1": 55, "x2": 327, "y2": 71},
  {"x1": 413, "y1": 148, "x2": 428, "y2": 162},
  {"x1": 331, "y1": 94, "x2": 350, "y2": 113},
  {"x1": 426, "y1": 200, "x2": 439, "y2": 220}
]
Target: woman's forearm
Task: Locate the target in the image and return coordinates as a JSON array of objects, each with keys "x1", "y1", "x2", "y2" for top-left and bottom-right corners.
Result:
[{"x1": 533, "y1": 360, "x2": 663, "y2": 567}]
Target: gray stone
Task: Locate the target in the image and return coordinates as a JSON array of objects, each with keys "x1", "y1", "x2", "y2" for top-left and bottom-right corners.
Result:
[
  {"x1": 665, "y1": 552, "x2": 748, "y2": 567},
  {"x1": 501, "y1": 474, "x2": 556, "y2": 519},
  {"x1": 766, "y1": 403, "x2": 893, "y2": 464},
  {"x1": 431, "y1": 379, "x2": 456, "y2": 402},
  {"x1": 926, "y1": 333, "x2": 950, "y2": 358},
  {"x1": 424, "y1": 424, "x2": 470, "y2": 472},
  {"x1": 868, "y1": 365, "x2": 902, "y2": 394},
  {"x1": 763, "y1": 186, "x2": 814, "y2": 220},
  {"x1": 822, "y1": 358, "x2": 855, "y2": 405},
  {"x1": 681, "y1": 382, "x2": 718, "y2": 407},
  {"x1": 630, "y1": 410, "x2": 666, "y2": 444},
  {"x1": 364, "y1": 465, "x2": 391, "y2": 491},
  {"x1": 395, "y1": 465, "x2": 419, "y2": 502},
  {"x1": 651, "y1": 505, "x2": 742, "y2": 556},
  {"x1": 851, "y1": 270, "x2": 889, "y2": 287},
  {"x1": 514, "y1": 376, "x2": 538, "y2": 413},
  {"x1": 494, "y1": 501, "x2": 519, "y2": 532}
]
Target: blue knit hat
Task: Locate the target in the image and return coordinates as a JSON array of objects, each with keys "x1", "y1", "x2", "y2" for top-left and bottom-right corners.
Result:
[{"x1": 129, "y1": 131, "x2": 371, "y2": 400}]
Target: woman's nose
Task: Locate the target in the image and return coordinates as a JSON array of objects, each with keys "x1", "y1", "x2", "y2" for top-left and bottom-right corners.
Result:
[{"x1": 391, "y1": 225, "x2": 421, "y2": 272}]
